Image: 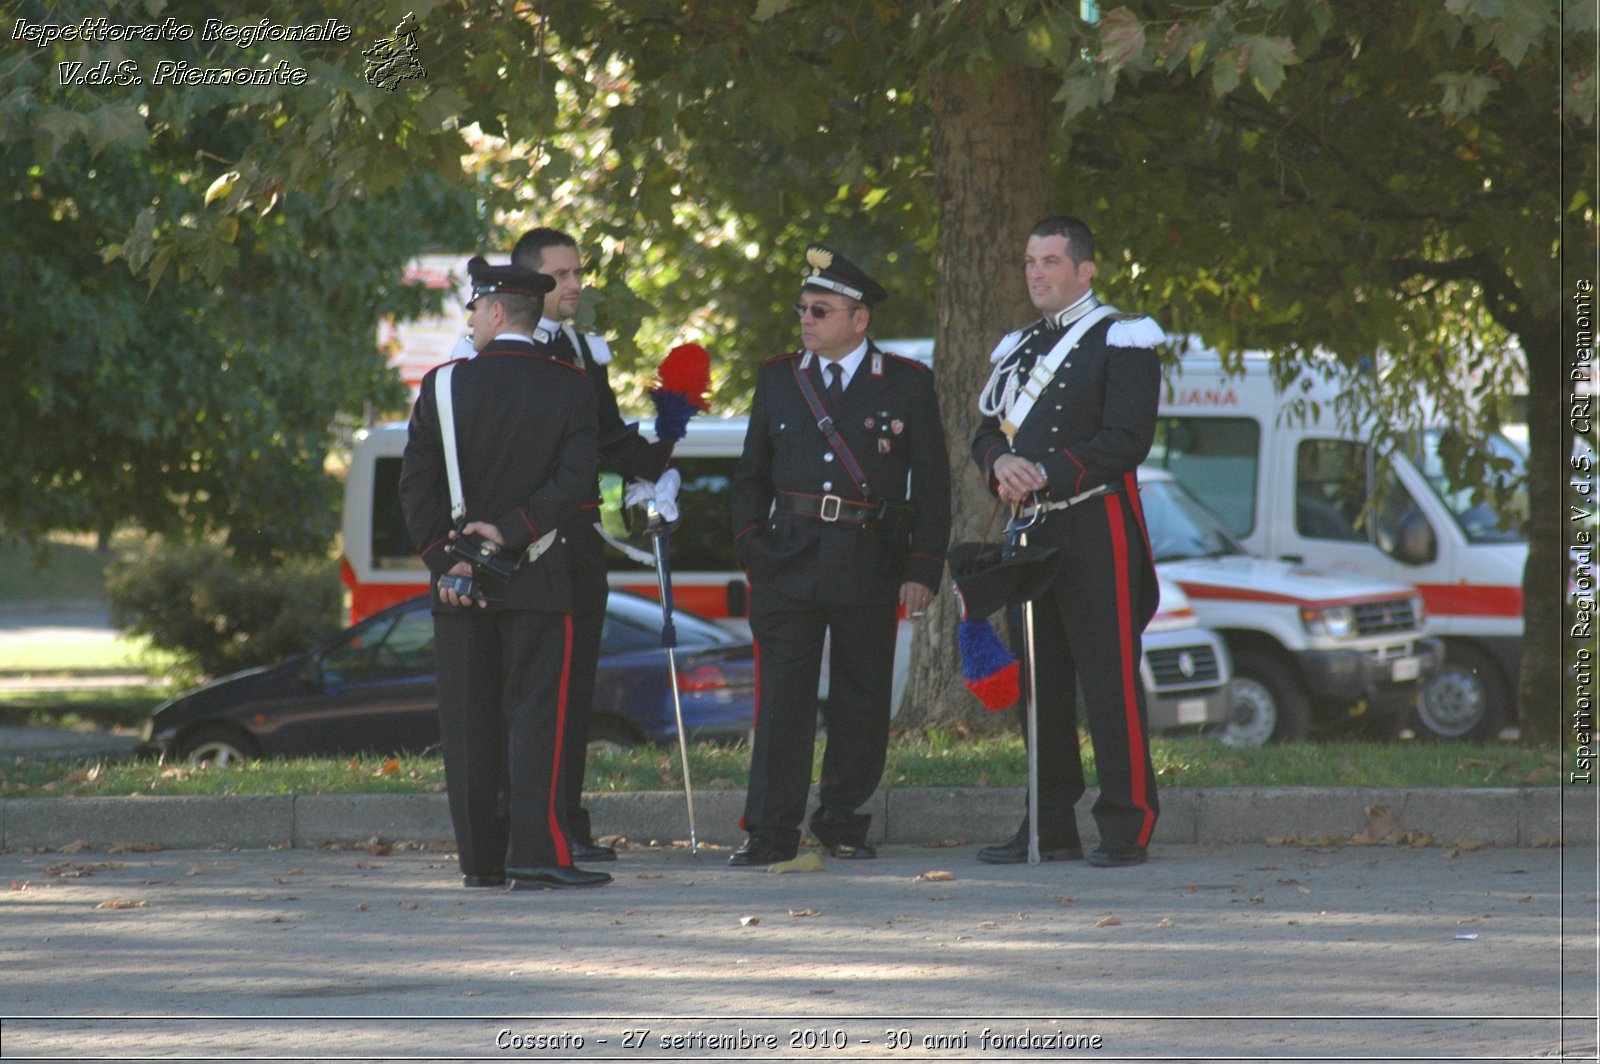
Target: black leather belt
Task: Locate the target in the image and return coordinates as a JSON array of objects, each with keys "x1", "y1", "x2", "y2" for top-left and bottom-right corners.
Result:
[{"x1": 776, "y1": 490, "x2": 880, "y2": 526}]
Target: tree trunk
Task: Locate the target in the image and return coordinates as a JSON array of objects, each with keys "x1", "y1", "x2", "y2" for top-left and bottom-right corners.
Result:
[
  {"x1": 1519, "y1": 305, "x2": 1575, "y2": 745},
  {"x1": 895, "y1": 64, "x2": 1051, "y2": 733}
]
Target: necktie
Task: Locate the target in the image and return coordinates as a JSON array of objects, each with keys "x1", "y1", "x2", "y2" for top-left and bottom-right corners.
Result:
[{"x1": 826, "y1": 363, "x2": 844, "y2": 406}]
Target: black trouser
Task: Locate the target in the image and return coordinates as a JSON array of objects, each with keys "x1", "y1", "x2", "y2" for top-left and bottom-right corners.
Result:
[
  {"x1": 1009, "y1": 489, "x2": 1159, "y2": 849},
  {"x1": 434, "y1": 609, "x2": 575, "y2": 874},
  {"x1": 743, "y1": 585, "x2": 899, "y2": 851},
  {"x1": 562, "y1": 527, "x2": 610, "y2": 843}
]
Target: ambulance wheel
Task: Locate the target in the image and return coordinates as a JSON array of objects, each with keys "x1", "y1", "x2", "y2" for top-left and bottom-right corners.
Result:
[
  {"x1": 1414, "y1": 644, "x2": 1508, "y2": 742},
  {"x1": 1223, "y1": 651, "x2": 1310, "y2": 746}
]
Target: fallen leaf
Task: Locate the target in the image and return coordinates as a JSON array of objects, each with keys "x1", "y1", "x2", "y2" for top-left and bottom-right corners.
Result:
[
  {"x1": 810, "y1": 989, "x2": 834, "y2": 995},
  {"x1": 367, "y1": 844, "x2": 393, "y2": 857},
  {"x1": 979, "y1": 920, "x2": 999, "y2": 929},
  {"x1": 924, "y1": 837, "x2": 966, "y2": 848},
  {"x1": 789, "y1": 908, "x2": 821, "y2": 918},
  {"x1": 93, "y1": 900, "x2": 149, "y2": 910},
  {"x1": 59, "y1": 841, "x2": 88, "y2": 855},
  {"x1": 768, "y1": 851, "x2": 825, "y2": 874},
  {"x1": 249, "y1": 895, "x2": 270, "y2": 902},
  {"x1": 1454, "y1": 839, "x2": 1484, "y2": 851},
  {"x1": 929, "y1": 894, "x2": 952, "y2": 901},
  {"x1": 357, "y1": 902, "x2": 370, "y2": 911},
  {"x1": 10, "y1": 880, "x2": 30, "y2": 891},
  {"x1": 914, "y1": 870, "x2": 954, "y2": 882},
  {"x1": 637, "y1": 872, "x2": 663, "y2": 879},
  {"x1": 398, "y1": 901, "x2": 418, "y2": 910},
  {"x1": 1095, "y1": 915, "x2": 1122, "y2": 927},
  {"x1": 376, "y1": 758, "x2": 401, "y2": 776},
  {"x1": 1050, "y1": 895, "x2": 1076, "y2": 906},
  {"x1": 739, "y1": 915, "x2": 760, "y2": 927},
  {"x1": 1156, "y1": 918, "x2": 1174, "y2": 928},
  {"x1": 1296, "y1": 886, "x2": 1312, "y2": 895}
]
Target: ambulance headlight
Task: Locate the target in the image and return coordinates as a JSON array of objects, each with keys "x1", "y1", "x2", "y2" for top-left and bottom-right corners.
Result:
[{"x1": 1301, "y1": 605, "x2": 1357, "y2": 639}]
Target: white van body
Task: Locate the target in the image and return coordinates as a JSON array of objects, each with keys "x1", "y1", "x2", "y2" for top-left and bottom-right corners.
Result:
[
  {"x1": 1138, "y1": 468, "x2": 1440, "y2": 744},
  {"x1": 1154, "y1": 348, "x2": 1525, "y2": 740}
]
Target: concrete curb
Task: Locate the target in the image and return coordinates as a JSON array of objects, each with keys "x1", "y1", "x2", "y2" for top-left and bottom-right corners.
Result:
[{"x1": 0, "y1": 786, "x2": 1584, "y2": 852}]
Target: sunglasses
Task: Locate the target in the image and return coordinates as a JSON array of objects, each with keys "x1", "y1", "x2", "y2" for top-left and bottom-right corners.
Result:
[{"x1": 793, "y1": 303, "x2": 857, "y2": 320}]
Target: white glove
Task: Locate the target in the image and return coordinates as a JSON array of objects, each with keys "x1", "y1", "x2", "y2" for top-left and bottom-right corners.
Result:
[
  {"x1": 449, "y1": 335, "x2": 477, "y2": 361},
  {"x1": 653, "y1": 467, "x2": 681, "y2": 524},
  {"x1": 624, "y1": 479, "x2": 656, "y2": 509}
]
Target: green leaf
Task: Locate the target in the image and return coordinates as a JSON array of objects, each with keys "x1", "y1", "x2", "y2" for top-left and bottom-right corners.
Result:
[
  {"x1": 1246, "y1": 35, "x2": 1298, "y2": 100},
  {"x1": 86, "y1": 105, "x2": 148, "y2": 158},
  {"x1": 204, "y1": 172, "x2": 239, "y2": 207},
  {"x1": 31, "y1": 108, "x2": 88, "y2": 166},
  {"x1": 753, "y1": 0, "x2": 797, "y2": 21},
  {"x1": 1211, "y1": 44, "x2": 1244, "y2": 97},
  {"x1": 1435, "y1": 72, "x2": 1497, "y2": 118}
]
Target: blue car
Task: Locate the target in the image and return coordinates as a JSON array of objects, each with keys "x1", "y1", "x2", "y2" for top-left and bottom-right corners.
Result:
[{"x1": 139, "y1": 591, "x2": 757, "y2": 765}]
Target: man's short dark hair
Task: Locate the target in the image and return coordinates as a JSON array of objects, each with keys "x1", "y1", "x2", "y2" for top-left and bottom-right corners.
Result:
[
  {"x1": 1030, "y1": 215, "x2": 1095, "y2": 265},
  {"x1": 511, "y1": 227, "x2": 578, "y2": 271},
  {"x1": 487, "y1": 292, "x2": 541, "y2": 330}
]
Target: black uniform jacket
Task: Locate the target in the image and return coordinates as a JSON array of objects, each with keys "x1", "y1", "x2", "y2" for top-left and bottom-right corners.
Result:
[
  {"x1": 971, "y1": 314, "x2": 1160, "y2": 624},
  {"x1": 550, "y1": 327, "x2": 673, "y2": 485},
  {"x1": 400, "y1": 338, "x2": 599, "y2": 613},
  {"x1": 732, "y1": 342, "x2": 950, "y2": 604}
]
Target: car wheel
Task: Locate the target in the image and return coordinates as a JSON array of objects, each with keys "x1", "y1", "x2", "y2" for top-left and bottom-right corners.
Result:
[
  {"x1": 174, "y1": 725, "x2": 260, "y2": 767},
  {"x1": 1223, "y1": 651, "x2": 1311, "y2": 746},
  {"x1": 1414, "y1": 644, "x2": 1508, "y2": 742}
]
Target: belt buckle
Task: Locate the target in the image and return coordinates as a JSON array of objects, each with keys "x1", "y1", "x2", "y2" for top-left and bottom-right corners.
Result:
[{"x1": 819, "y1": 494, "x2": 843, "y2": 522}]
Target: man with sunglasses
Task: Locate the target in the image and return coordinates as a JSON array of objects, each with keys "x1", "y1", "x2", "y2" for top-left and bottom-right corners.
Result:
[{"x1": 728, "y1": 243, "x2": 950, "y2": 866}]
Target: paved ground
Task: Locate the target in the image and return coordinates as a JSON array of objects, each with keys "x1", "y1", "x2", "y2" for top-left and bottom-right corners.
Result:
[{"x1": 1, "y1": 841, "x2": 1594, "y2": 1062}]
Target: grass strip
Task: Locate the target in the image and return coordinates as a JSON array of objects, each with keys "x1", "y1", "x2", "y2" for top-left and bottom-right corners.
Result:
[{"x1": 0, "y1": 732, "x2": 1562, "y2": 799}]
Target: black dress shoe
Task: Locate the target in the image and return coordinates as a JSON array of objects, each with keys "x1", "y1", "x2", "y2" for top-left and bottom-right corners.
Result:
[
  {"x1": 976, "y1": 821, "x2": 1083, "y2": 864},
  {"x1": 462, "y1": 873, "x2": 506, "y2": 888},
  {"x1": 727, "y1": 838, "x2": 798, "y2": 867},
  {"x1": 505, "y1": 866, "x2": 613, "y2": 889},
  {"x1": 1086, "y1": 845, "x2": 1147, "y2": 868},
  {"x1": 571, "y1": 840, "x2": 617, "y2": 862},
  {"x1": 828, "y1": 842, "x2": 877, "y2": 859}
]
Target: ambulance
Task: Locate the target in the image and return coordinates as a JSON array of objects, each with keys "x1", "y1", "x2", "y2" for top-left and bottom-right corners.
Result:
[
  {"x1": 1153, "y1": 346, "x2": 1526, "y2": 741},
  {"x1": 341, "y1": 417, "x2": 1233, "y2": 735}
]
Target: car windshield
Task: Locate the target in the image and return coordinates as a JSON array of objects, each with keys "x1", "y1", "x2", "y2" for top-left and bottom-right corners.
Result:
[
  {"x1": 1411, "y1": 430, "x2": 1528, "y2": 545},
  {"x1": 1139, "y1": 478, "x2": 1247, "y2": 562}
]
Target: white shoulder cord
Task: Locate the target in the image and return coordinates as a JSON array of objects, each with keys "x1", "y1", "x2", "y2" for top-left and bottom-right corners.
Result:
[
  {"x1": 978, "y1": 327, "x2": 1039, "y2": 420},
  {"x1": 434, "y1": 363, "x2": 466, "y2": 523}
]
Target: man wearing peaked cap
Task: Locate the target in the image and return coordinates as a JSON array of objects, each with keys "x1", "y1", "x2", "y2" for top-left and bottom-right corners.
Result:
[
  {"x1": 510, "y1": 227, "x2": 682, "y2": 863},
  {"x1": 399, "y1": 253, "x2": 611, "y2": 891},
  {"x1": 727, "y1": 240, "x2": 950, "y2": 867},
  {"x1": 970, "y1": 214, "x2": 1164, "y2": 869}
]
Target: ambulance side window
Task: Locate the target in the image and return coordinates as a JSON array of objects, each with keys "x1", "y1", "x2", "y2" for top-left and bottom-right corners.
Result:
[
  {"x1": 1294, "y1": 440, "x2": 1367, "y2": 541},
  {"x1": 1149, "y1": 417, "x2": 1260, "y2": 538},
  {"x1": 372, "y1": 457, "x2": 425, "y2": 570},
  {"x1": 597, "y1": 457, "x2": 740, "y2": 573}
]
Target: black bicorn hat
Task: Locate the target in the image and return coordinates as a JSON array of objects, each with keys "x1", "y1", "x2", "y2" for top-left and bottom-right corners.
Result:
[
  {"x1": 801, "y1": 243, "x2": 888, "y2": 307},
  {"x1": 464, "y1": 255, "x2": 555, "y2": 309},
  {"x1": 948, "y1": 541, "x2": 1063, "y2": 622}
]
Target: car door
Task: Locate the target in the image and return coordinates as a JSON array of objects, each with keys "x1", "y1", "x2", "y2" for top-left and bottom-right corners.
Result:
[{"x1": 268, "y1": 605, "x2": 440, "y2": 757}]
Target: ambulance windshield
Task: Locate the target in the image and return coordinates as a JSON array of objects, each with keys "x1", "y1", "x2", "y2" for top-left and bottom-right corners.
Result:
[
  {"x1": 1411, "y1": 430, "x2": 1528, "y2": 545},
  {"x1": 1138, "y1": 476, "x2": 1247, "y2": 563}
]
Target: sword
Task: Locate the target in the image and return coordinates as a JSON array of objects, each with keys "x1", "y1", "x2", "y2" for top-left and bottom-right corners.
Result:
[
  {"x1": 643, "y1": 501, "x2": 699, "y2": 856},
  {"x1": 1007, "y1": 503, "x2": 1045, "y2": 866}
]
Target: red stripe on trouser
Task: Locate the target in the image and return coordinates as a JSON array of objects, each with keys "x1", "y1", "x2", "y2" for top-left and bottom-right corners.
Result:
[
  {"x1": 1105, "y1": 497, "x2": 1156, "y2": 848},
  {"x1": 547, "y1": 614, "x2": 573, "y2": 866}
]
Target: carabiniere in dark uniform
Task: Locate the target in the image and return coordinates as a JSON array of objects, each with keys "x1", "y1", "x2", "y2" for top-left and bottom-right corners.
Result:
[
  {"x1": 730, "y1": 243, "x2": 950, "y2": 865},
  {"x1": 973, "y1": 286, "x2": 1165, "y2": 865},
  {"x1": 399, "y1": 257, "x2": 603, "y2": 889}
]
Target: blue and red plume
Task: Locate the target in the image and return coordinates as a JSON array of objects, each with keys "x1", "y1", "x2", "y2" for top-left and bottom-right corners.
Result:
[
  {"x1": 649, "y1": 343, "x2": 712, "y2": 442},
  {"x1": 959, "y1": 619, "x2": 1019, "y2": 711}
]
